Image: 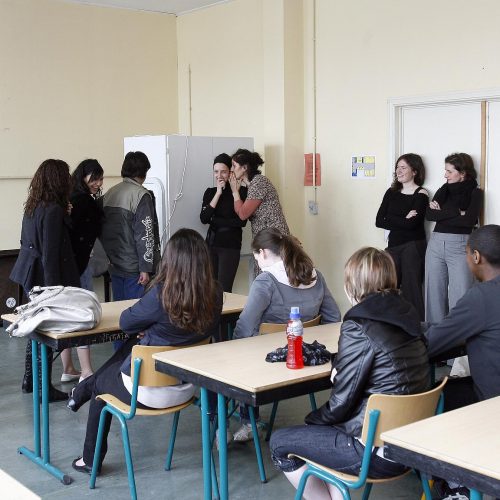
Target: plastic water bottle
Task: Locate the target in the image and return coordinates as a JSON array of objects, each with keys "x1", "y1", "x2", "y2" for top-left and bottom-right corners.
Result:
[{"x1": 286, "y1": 306, "x2": 304, "y2": 369}]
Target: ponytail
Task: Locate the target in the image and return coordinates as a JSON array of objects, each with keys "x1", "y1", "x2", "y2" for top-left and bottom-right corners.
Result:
[
  {"x1": 251, "y1": 228, "x2": 315, "y2": 287},
  {"x1": 232, "y1": 149, "x2": 264, "y2": 181}
]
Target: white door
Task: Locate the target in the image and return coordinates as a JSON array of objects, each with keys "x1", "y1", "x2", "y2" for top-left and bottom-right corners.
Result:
[
  {"x1": 486, "y1": 102, "x2": 500, "y2": 224},
  {"x1": 399, "y1": 102, "x2": 482, "y2": 198}
]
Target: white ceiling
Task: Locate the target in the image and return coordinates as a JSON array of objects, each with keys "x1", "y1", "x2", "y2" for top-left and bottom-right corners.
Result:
[{"x1": 61, "y1": 0, "x2": 232, "y2": 15}]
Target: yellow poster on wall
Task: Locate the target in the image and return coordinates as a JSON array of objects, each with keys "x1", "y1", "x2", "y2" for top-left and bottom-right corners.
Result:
[{"x1": 351, "y1": 155, "x2": 376, "y2": 179}]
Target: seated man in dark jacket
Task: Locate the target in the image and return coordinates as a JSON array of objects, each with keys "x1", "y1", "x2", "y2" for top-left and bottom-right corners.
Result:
[
  {"x1": 426, "y1": 224, "x2": 500, "y2": 408},
  {"x1": 270, "y1": 247, "x2": 430, "y2": 499}
]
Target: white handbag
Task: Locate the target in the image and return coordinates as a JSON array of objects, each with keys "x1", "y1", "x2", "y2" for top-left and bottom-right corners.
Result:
[{"x1": 6, "y1": 286, "x2": 102, "y2": 337}]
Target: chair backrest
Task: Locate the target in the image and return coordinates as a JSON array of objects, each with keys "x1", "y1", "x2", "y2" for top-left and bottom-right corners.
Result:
[
  {"x1": 130, "y1": 338, "x2": 211, "y2": 388},
  {"x1": 361, "y1": 377, "x2": 448, "y2": 447},
  {"x1": 259, "y1": 315, "x2": 321, "y2": 335}
]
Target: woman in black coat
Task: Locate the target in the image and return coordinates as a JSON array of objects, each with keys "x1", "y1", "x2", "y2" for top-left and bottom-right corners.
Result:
[
  {"x1": 10, "y1": 159, "x2": 81, "y2": 401},
  {"x1": 70, "y1": 159, "x2": 104, "y2": 288},
  {"x1": 62, "y1": 159, "x2": 104, "y2": 382}
]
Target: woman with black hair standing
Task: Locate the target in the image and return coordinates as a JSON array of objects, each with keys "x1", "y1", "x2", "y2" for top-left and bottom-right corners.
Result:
[
  {"x1": 61, "y1": 159, "x2": 104, "y2": 382},
  {"x1": 229, "y1": 149, "x2": 289, "y2": 239},
  {"x1": 200, "y1": 153, "x2": 247, "y2": 292},
  {"x1": 425, "y1": 153, "x2": 483, "y2": 324},
  {"x1": 70, "y1": 159, "x2": 104, "y2": 291},
  {"x1": 375, "y1": 153, "x2": 428, "y2": 319}
]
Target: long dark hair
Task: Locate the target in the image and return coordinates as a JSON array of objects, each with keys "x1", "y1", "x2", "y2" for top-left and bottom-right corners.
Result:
[
  {"x1": 24, "y1": 159, "x2": 71, "y2": 216},
  {"x1": 72, "y1": 159, "x2": 104, "y2": 197},
  {"x1": 232, "y1": 149, "x2": 264, "y2": 181},
  {"x1": 151, "y1": 228, "x2": 217, "y2": 333},
  {"x1": 390, "y1": 153, "x2": 425, "y2": 191},
  {"x1": 251, "y1": 228, "x2": 315, "y2": 287}
]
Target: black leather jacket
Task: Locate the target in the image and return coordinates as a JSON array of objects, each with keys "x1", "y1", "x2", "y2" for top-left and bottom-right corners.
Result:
[{"x1": 305, "y1": 291, "x2": 430, "y2": 437}]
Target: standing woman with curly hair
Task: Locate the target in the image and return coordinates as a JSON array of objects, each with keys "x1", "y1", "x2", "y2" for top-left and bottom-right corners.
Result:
[
  {"x1": 375, "y1": 153, "x2": 428, "y2": 319},
  {"x1": 229, "y1": 149, "x2": 289, "y2": 239},
  {"x1": 10, "y1": 159, "x2": 81, "y2": 402},
  {"x1": 68, "y1": 228, "x2": 223, "y2": 474}
]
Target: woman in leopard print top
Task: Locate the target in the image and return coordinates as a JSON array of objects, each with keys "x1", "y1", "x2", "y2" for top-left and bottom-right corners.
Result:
[{"x1": 229, "y1": 148, "x2": 289, "y2": 239}]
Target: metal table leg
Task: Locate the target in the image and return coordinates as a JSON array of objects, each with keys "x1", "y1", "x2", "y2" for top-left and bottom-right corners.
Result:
[
  {"x1": 200, "y1": 388, "x2": 213, "y2": 499},
  {"x1": 17, "y1": 340, "x2": 71, "y2": 485}
]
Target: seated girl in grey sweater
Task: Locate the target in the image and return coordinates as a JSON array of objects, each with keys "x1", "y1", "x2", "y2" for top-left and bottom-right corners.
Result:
[{"x1": 231, "y1": 228, "x2": 341, "y2": 442}]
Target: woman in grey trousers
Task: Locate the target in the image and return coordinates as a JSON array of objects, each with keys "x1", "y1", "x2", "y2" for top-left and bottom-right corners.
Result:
[{"x1": 425, "y1": 153, "x2": 483, "y2": 323}]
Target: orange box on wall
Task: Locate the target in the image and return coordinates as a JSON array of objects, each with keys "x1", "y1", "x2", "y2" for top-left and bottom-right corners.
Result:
[{"x1": 304, "y1": 153, "x2": 321, "y2": 186}]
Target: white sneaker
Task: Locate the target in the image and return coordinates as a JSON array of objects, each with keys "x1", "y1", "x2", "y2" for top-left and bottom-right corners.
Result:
[
  {"x1": 215, "y1": 428, "x2": 233, "y2": 450},
  {"x1": 233, "y1": 423, "x2": 253, "y2": 442},
  {"x1": 61, "y1": 373, "x2": 80, "y2": 383}
]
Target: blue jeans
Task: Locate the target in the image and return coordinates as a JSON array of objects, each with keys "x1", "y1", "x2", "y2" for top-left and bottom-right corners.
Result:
[
  {"x1": 270, "y1": 424, "x2": 407, "y2": 478},
  {"x1": 80, "y1": 266, "x2": 94, "y2": 291},
  {"x1": 111, "y1": 274, "x2": 145, "y2": 350}
]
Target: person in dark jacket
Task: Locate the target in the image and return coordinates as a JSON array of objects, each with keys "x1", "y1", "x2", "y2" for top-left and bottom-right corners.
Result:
[
  {"x1": 270, "y1": 247, "x2": 430, "y2": 500},
  {"x1": 68, "y1": 228, "x2": 223, "y2": 474},
  {"x1": 70, "y1": 159, "x2": 104, "y2": 288},
  {"x1": 100, "y1": 151, "x2": 160, "y2": 350},
  {"x1": 60, "y1": 159, "x2": 104, "y2": 383},
  {"x1": 10, "y1": 159, "x2": 81, "y2": 402},
  {"x1": 426, "y1": 224, "x2": 500, "y2": 408},
  {"x1": 200, "y1": 153, "x2": 247, "y2": 292},
  {"x1": 100, "y1": 151, "x2": 159, "y2": 301},
  {"x1": 375, "y1": 153, "x2": 428, "y2": 319}
]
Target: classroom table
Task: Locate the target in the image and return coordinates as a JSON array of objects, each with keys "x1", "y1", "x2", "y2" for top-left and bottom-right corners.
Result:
[
  {"x1": 1, "y1": 292, "x2": 247, "y2": 485},
  {"x1": 153, "y1": 322, "x2": 341, "y2": 500},
  {"x1": 381, "y1": 396, "x2": 500, "y2": 500}
]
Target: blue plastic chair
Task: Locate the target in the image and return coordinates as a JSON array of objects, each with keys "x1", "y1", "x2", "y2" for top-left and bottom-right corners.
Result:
[
  {"x1": 293, "y1": 378, "x2": 448, "y2": 500},
  {"x1": 89, "y1": 342, "x2": 209, "y2": 500}
]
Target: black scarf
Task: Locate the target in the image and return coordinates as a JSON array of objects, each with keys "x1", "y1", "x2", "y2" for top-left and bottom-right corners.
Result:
[{"x1": 434, "y1": 178, "x2": 478, "y2": 211}]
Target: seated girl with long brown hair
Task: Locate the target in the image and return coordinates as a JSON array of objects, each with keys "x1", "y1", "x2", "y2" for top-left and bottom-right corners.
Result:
[{"x1": 68, "y1": 228, "x2": 223, "y2": 474}]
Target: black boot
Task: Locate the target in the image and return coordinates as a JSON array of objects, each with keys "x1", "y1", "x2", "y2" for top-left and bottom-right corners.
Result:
[
  {"x1": 22, "y1": 342, "x2": 67, "y2": 402},
  {"x1": 22, "y1": 341, "x2": 33, "y2": 393}
]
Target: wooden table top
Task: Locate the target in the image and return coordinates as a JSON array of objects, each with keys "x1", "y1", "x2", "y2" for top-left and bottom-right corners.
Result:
[
  {"x1": 1, "y1": 292, "x2": 247, "y2": 340},
  {"x1": 381, "y1": 396, "x2": 500, "y2": 481},
  {"x1": 153, "y1": 323, "x2": 341, "y2": 394}
]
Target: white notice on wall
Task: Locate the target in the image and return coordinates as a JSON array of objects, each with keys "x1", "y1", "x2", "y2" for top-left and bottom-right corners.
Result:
[{"x1": 351, "y1": 155, "x2": 376, "y2": 179}]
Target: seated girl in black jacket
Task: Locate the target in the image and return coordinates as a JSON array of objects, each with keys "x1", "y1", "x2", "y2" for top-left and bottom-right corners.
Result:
[
  {"x1": 68, "y1": 228, "x2": 223, "y2": 474},
  {"x1": 270, "y1": 247, "x2": 430, "y2": 499}
]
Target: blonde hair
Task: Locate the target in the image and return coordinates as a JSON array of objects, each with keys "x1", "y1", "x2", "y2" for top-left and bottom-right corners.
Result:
[{"x1": 344, "y1": 247, "x2": 397, "y2": 304}]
